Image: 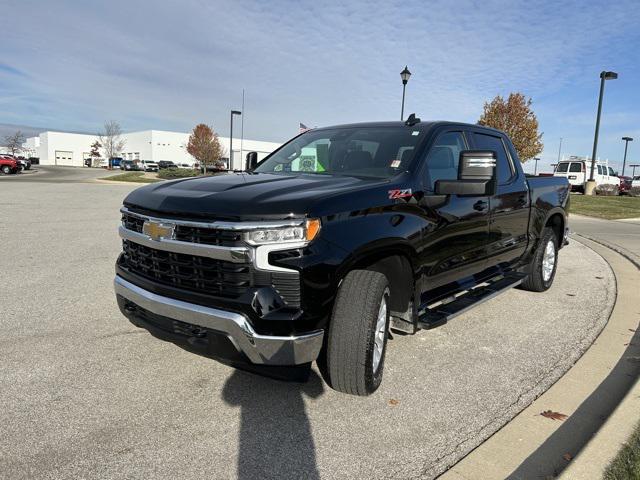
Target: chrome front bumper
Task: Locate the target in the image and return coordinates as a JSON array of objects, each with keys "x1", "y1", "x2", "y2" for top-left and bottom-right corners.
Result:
[{"x1": 114, "y1": 276, "x2": 324, "y2": 365}]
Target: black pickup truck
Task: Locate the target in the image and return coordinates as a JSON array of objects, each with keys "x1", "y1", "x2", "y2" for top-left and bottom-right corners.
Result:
[{"x1": 114, "y1": 119, "x2": 570, "y2": 396}]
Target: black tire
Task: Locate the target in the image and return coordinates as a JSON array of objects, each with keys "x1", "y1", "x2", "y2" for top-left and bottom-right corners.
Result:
[
  {"x1": 1, "y1": 165, "x2": 11, "y2": 175},
  {"x1": 520, "y1": 227, "x2": 558, "y2": 292},
  {"x1": 324, "y1": 270, "x2": 390, "y2": 396}
]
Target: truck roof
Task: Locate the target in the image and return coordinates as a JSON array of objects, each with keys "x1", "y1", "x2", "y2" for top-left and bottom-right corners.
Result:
[{"x1": 312, "y1": 120, "x2": 506, "y2": 136}]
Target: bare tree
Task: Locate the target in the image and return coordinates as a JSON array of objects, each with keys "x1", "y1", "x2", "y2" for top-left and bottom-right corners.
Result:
[
  {"x1": 98, "y1": 121, "x2": 126, "y2": 168},
  {"x1": 3, "y1": 131, "x2": 26, "y2": 156}
]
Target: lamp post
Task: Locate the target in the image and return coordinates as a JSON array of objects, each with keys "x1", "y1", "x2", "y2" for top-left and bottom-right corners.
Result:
[
  {"x1": 630, "y1": 164, "x2": 640, "y2": 177},
  {"x1": 533, "y1": 157, "x2": 540, "y2": 175},
  {"x1": 621, "y1": 136, "x2": 633, "y2": 177},
  {"x1": 400, "y1": 66, "x2": 411, "y2": 121},
  {"x1": 229, "y1": 110, "x2": 241, "y2": 170},
  {"x1": 587, "y1": 70, "x2": 618, "y2": 195},
  {"x1": 557, "y1": 137, "x2": 563, "y2": 163}
]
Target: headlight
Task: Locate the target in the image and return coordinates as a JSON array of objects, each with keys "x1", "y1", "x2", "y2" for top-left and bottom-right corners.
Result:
[{"x1": 244, "y1": 219, "x2": 321, "y2": 245}]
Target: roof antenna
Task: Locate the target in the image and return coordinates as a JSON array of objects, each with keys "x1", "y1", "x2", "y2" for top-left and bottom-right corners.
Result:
[{"x1": 405, "y1": 113, "x2": 420, "y2": 126}]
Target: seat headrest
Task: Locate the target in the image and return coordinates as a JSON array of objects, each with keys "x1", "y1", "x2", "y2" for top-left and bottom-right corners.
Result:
[
  {"x1": 400, "y1": 148, "x2": 414, "y2": 165},
  {"x1": 343, "y1": 150, "x2": 372, "y2": 170},
  {"x1": 429, "y1": 146, "x2": 455, "y2": 169}
]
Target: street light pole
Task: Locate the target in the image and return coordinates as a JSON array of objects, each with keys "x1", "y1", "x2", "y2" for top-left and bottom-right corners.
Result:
[
  {"x1": 557, "y1": 137, "x2": 563, "y2": 163},
  {"x1": 587, "y1": 70, "x2": 618, "y2": 195},
  {"x1": 630, "y1": 164, "x2": 640, "y2": 177},
  {"x1": 229, "y1": 110, "x2": 241, "y2": 170},
  {"x1": 400, "y1": 66, "x2": 411, "y2": 121},
  {"x1": 621, "y1": 136, "x2": 633, "y2": 177},
  {"x1": 533, "y1": 157, "x2": 540, "y2": 175}
]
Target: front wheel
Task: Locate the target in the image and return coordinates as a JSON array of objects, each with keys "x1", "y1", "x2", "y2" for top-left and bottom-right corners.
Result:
[
  {"x1": 520, "y1": 227, "x2": 558, "y2": 292},
  {"x1": 323, "y1": 270, "x2": 390, "y2": 396},
  {"x1": 1, "y1": 165, "x2": 11, "y2": 175}
]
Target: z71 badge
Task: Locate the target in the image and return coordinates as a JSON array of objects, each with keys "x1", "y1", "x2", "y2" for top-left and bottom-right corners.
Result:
[{"x1": 388, "y1": 188, "x2": 413, "y2": 199}]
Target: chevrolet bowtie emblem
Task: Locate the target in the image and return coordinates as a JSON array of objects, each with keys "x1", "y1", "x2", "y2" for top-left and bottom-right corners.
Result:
[{"x1": 142, "y1": 221, "x2": 175, "y2": 241}]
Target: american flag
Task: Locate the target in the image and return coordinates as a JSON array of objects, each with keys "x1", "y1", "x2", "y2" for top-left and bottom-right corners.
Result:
[{"x1": 299, "y1": 122, "x2": 311, "y2": 133}]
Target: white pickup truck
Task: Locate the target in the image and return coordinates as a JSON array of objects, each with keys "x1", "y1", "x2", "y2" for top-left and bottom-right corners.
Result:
[{"x1": 554, "y1": 157, "x2": 620, "y2": 193}]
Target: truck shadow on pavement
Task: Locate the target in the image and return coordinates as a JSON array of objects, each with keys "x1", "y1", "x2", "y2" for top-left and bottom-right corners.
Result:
[
  {"x1": 508, "y1": 325, "x2": 640, "y2": 479},
  {"x1": 221, "y1": 369, "x2": 325, "y2": 480}
]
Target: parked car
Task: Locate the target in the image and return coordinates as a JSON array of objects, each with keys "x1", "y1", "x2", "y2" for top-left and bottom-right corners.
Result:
[
  {"x1": 110, "y1": 157, "x2": 123, "y2": 169},
  {"x1": 1, "y1": 154, "x2": 28, "y2": 171},
  {"x1": 16, "y1": 156, "x2": 31, "y2": 170},
  {"x1": 632, "y1": 176, "x2": 640, "y2": 189},
  {"x1": 114, "y1": 119, "x2": 570, "y2": 395},
  {"x1": 140, "y1": 161, "x2": 159, "y2": 172},
  {"x1": 122, "y1": 160, "x2": 143, "y2": 171},
  {"x1": 176, "y1": 163, "x2": 194, "y2": 170},
  {"x1": 157, "y1": 160, "x2": 177, "y2": 169},
  {"x1": 0, "y1": 156, "x2": 19, "y2": 174},
  {"x1": 618, "y1": 176, "x2": 633, "y2": 195},
  {"x1": 554, "y1": 157, "x2": 620, "y2": 193}
]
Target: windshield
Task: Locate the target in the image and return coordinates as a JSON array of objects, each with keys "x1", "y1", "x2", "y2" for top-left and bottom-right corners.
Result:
[{"x1": 254, "y1": 126, "x2": 424, "y2": 179}]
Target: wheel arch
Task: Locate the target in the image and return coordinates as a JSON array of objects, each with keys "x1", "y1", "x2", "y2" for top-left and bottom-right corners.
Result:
[
  {"x1": 337, "y1": 243, "x2": 417, "y2": 313},
  {"x1": 544, "y1": 210, "x2": 565, "y2": 249}
]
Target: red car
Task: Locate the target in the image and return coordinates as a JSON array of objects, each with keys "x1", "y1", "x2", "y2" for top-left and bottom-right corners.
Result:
[
  {"x1": 618, "y1": 176, "x2": 633, "y2": 195},
  {"x1": 0, "y1": 155, "x2": 19, "y2": 174}
]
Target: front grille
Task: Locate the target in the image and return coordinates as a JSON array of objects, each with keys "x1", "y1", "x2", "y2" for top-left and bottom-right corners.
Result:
[
  {"x1": 120, "y1": 211, "x2": 302, "y2": 305},
  {"x1": 120, "y1": 240, "x2": 251, "y2": 298},
  {"x1": 121, "y1": 212, "x2": 242, "y2": 247}
]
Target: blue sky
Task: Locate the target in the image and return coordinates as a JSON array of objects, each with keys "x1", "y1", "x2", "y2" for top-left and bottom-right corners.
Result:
[{"x1": 2, "y1": 0, "x2": 640, "y2": 173}]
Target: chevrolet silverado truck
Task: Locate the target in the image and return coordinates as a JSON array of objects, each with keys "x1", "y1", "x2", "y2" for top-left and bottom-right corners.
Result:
[{"x1": 114, "y1": 118, "x2": 570, "y2": 396}]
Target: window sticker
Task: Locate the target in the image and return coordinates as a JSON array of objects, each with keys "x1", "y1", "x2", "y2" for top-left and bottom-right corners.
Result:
[
  {"x1": 412, "y1": 131, "x2": 420, "y2": 136},
  {"x1": 390, "y1": 159, "x2": 401, "y2": 168}
]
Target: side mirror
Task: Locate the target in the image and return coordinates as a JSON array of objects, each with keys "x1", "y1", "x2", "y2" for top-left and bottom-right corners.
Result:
[
  {"x1": 435, "y1": 150, "x2": 497, "y2": 196},
  {"x1": 246, "y1": 151, "x2": 258, "y2": 171}
]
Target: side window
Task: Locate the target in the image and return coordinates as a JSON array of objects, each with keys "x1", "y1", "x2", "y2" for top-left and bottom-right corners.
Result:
[
  {"x1": 569, "y1": 163, "x2": 582, "y2": 172},
  {"x1": 473, "y1": 133, "x2": 514, "y2": 184},
  {"x1": 424, "y1": 131, "x2": 465, "y2": 190},
  {"x1": 608, "y1": 167, "x2": 615, "y2": 176},
  {"x1": 597, "y1": 165, "x2": 602, "y2": 175}
]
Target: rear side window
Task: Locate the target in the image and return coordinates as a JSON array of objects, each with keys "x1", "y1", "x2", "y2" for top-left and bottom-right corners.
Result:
[
  {"x1": 569, "y1": 163, "x2": 582, "y2": 172},
  {"x1": 473, "y1": 133, "x2": 514, "y2": 184},
  {"x1": 556, "y1": 163, "x2": 569, "y2": 173},
  {"x1": 597, "y1": 165, "x2": 603, "y2": 175}
]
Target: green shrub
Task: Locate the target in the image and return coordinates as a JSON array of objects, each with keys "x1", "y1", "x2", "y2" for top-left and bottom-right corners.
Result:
[{"x1": 157, "y1": 168, "x2": 199, "y2": 179}]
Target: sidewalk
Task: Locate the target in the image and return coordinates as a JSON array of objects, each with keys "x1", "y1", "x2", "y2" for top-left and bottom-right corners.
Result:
[
  {"x1": 441, "y1": 237, "x2": 640, "y2": 479},
  {"x1": 570, "y1": 214, "x2": 640, "y2": 267}
]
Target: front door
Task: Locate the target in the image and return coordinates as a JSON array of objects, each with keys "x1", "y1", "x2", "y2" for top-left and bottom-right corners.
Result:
[
  {"x1": 471, "y1": 130, "x2": 530, "y2": 270},
  {"x1": 416, "y1": 129, "x2": 490, "y2": 298}
]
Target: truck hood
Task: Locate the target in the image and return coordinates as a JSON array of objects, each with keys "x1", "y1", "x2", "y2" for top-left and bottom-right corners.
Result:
[{"x1": 123, "y1": 172, "x2": 390, "y2": 220}]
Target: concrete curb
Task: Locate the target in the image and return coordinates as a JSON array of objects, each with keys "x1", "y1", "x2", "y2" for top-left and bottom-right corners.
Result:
[
  {"x1": 574, "y1": 232, "x2": 640, "y2": 270},
  {"x1": 93, "y1": 178, "x2": 162, "y2": 185},
  {"x1": 440, "y1": 237, "x2": 640, "y2": 480}
]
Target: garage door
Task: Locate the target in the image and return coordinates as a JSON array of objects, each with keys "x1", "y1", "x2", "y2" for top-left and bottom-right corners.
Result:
[{"x1": 55, "y1": 151, "x2": 73, "y2": 166}]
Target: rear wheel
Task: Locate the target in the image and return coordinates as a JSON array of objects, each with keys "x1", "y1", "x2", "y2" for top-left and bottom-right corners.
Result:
[
  {"x1": 324, "y1": 270, "x2": 390, "y2": 396},
  {"x1": 520, "y1": 227, "x2": 558, "y2": 292}
]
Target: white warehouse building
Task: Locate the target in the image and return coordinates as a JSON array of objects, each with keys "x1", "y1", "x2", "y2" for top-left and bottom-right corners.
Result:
[{"x1": 25, "y1": 129, "x2": 282, "y2": 170}]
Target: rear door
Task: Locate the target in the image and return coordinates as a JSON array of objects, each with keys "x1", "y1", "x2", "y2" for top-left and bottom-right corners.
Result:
[
  {"x1": 416, "y1": 128, "x2": 490, "y2": 294},
  {"x1": 471, "y1": 130, "x2": 530, "y2": 270}
]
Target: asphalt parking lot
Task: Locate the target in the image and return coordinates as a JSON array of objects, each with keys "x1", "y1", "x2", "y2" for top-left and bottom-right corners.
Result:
[{"x1": 0, "y1": 171, "x2": 615, "y2": 479}]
